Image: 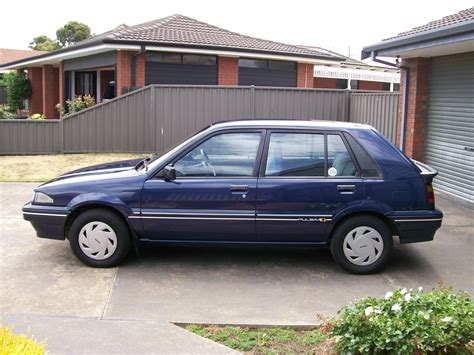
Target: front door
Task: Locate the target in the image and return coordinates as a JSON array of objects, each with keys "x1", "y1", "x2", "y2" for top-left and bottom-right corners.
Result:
[
  {"x1": 141, "y1": 131, "x2": 264, "y2": 241},
  {"x1": 256, "y1": 131, "x2": 363, "y2": 242}
]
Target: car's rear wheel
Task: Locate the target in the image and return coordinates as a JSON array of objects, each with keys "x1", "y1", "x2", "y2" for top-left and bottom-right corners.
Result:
[
  {"x1": 330, "y1": 216, "x2": 393, "y2": 274},
  {"x1": 69, "y1": 209, "x2": 130, "y2": 268}
]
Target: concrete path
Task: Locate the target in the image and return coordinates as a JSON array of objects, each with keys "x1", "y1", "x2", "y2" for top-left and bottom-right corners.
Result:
[{"x1": 1, "y1": 182, "x2": 472, "y2": 353}]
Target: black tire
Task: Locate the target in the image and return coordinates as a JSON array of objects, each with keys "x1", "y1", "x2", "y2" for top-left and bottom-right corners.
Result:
[
  {"x1": 330, "y1": 215, "x2": 393, "y2": 274},
  {"x1": 68, "y1": 209, "x2": 131, "y2": 268}
]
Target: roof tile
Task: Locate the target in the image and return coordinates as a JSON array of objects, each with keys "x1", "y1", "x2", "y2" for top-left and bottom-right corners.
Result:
[
  {"x1": 102, "y1": 14, "x2": 338, "y2": 58},
  {"x1": 384, "y1": 7, "x2": 474, "y2": 40}
]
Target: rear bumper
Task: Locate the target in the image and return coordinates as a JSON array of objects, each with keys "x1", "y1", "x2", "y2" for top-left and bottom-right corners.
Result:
[
  {"x1": 23, "y1": 202, "x2": 69, "y2": 240},
  {"x1": 388, "y1": 209, "x2": 443, "y2": 244}
]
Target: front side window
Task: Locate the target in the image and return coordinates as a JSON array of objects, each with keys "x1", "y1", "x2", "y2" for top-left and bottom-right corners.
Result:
[
  {"x1": 265, "y1": 133, "x2": 325, "y2": 176},
  {"x1": 265, "y1": 132, "x2": 357, "y2": 177},
  {"x1": 174, "y1": 132, "x2": 261, "y2": 177}
]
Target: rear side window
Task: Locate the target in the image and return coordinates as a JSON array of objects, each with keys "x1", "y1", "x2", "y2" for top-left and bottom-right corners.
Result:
[
  {"x1": 265, "y1": 132, "x2": 357, "y2": 177},
  {"x1": 327, "y1": 135, "x2": 357, "y2": 177},
  {"x1": 265, "y1": 133, "x2": 325, "y2": 176}
]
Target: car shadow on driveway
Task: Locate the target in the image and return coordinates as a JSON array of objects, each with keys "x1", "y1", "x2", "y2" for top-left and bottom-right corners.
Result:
[{"x1": 99, "y1": 241, "x2": 453, "y2": 326}]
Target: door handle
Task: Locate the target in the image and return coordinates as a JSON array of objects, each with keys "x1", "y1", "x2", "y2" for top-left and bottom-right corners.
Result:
[
  {"x1": 464, "y1": 147, "x2": 474, "y2": 152},
  {"x1": 337, "y1": 185, "x2": 356, "y2": 194},
  {"x1": 229, "y1": 185, "x2": 249, "y2": 192}
]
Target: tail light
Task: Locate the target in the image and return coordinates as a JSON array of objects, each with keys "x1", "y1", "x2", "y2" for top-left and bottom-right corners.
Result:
[{"x1": 426, "y1": 184, "x2": 435, "y2": 207}]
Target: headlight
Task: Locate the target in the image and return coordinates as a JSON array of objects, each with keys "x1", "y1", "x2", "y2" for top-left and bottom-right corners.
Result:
[{"x1": 34, "y1": 192, "x2": 54, "y2": 204}]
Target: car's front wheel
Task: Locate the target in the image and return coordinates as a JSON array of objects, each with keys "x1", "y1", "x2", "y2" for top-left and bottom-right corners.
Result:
[
  {"x1": 330, "y1": 216, "x2": 393, "y2": 274},
  {"x1": 69, "y1": 209, "x2": 131, "y2": 267}
]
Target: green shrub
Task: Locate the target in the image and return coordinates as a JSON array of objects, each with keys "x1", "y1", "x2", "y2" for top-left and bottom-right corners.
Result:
[
  {"x1": 330, "y1": 286, "x2": 473, "y2": 353},
  {"x1": 0, "y1": 325, "x2": 46, "y2": 354},
  {"x1": 4, "y1": 71, "x2": 32, "y2": 112},
  {"x1": 0, "y1": 105, "x2": 15, "y2": 119}
]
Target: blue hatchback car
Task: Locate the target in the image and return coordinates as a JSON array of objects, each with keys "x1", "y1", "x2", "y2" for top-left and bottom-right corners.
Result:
[{"x1": 23, "y1": 120, "x2": 443, "y2": 273}]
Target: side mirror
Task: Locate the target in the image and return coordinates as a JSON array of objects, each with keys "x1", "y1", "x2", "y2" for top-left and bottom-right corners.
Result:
[{"x1": 163, "y1": 165, "x2": 176, "y2": 181}]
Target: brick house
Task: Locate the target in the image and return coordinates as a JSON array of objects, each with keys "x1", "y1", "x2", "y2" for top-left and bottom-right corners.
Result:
[
  {"x1": 362, "y1": 7, "x2": 474, "y2": 203},
  {"x1": 0, "y1": 48, "x2": 45, "y2": 105},
  {"x1": 0, "y1": 15, "x2": 342, "y2": 119}
]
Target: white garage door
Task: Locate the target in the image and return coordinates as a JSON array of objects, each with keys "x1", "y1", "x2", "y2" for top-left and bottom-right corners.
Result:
[{"x1": 425, "y1": 52, "x2": 474, "y2": 203}]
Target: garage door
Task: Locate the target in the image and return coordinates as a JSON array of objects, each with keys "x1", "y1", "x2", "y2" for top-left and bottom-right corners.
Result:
[{"x1": 425, "y1": 52, "x2": 474, "y2": 203}]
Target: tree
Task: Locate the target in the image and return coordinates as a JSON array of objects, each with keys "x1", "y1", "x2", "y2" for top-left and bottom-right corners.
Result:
[
  {"x1": 4, "y1": 72, "x2": 32, "y2": 112},
  {"x1": 29, "y1": 36, "x2": 60, "y2": 51},
  {"x1": 56, "y1": 21, "x2": 91, "y2": 47}
]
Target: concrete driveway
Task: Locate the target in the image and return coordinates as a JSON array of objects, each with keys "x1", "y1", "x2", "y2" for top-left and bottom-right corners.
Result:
[{"x1": 1, "y1": 182, "x2": 473, "y2": 353}]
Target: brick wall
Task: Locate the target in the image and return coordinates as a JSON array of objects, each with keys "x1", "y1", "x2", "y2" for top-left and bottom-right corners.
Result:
[
  {"x1": 314, "y1": 77, "x2": 337, "y2": 89},
  {"x1": 117, "y1": 50, "x2": 133, "y2": 95},
  {"x1": 359, "y1": 80, "x2": 384, "y2": 91},
  {"x1": 42, "y1": 65, "x2": 59, "y2": 119},
  {"x1": 296, "y1": 63, "x2": 314, "y2": 88},
  {"x1": 396, "y1": 57, "x2": 430, "y2": 161},
  {"x1": 218, "y1": 57, "x2": 239, "y2": 85},
  {"x1": 117, "y1": 50, "x2": 146, "y2": 94},
  {"x1": 28, "y1": 67, "x2": 43, "y2": 115}
]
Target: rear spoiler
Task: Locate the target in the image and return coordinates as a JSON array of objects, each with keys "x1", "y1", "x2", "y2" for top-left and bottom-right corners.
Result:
[{"x1": 411, "y1": 159, "x2": 438, "y2": 184}]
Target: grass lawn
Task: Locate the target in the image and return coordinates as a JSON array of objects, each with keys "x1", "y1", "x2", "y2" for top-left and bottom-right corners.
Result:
[
  {"x1": 185, "y1": 324, "x2": 332, "y2": 353},
  {"x1": 0, "y1": 153, "x2": 147, "y2": 182}
]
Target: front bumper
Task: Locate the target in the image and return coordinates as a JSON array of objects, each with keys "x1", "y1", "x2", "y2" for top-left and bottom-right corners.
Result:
[
  {"x1": 23, "y1": 202, "x2": 70, "y2": 240},
  {"x1": 387, "y1": 209, "x2": 443, "y2": 244}
]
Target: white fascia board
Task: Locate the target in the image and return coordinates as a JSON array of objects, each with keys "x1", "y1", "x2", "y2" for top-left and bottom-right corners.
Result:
[
  {"x1": 314, "y1": 65, "x2": 401, "y2": 83},
  {"x1": 145, "y1": 46, "x2": 339, "y2": 65},
  {"x1": 3, "y1": 44, "x2": 141, "y2": 69}
]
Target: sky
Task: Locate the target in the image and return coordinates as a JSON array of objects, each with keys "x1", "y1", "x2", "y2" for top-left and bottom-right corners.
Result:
[{"x1": 0, "y1": 0, "x2": 472, "y2": 62}]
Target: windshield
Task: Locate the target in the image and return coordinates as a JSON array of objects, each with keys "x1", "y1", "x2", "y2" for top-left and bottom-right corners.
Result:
[{"x1": 135, "y1": 126, "x2": 212, "y2": 171}]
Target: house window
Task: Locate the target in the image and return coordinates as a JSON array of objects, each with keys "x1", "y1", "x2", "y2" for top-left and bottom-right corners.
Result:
[
  {"x1": 146, "y1": 53, "x2": 217, "y2": 66},
  {"x1": 75, "y1": 72, "x2": 96, "y2": 97},
  {"x1": 238, "y1": 58, "x2": 296, "y2": 87},
  {"x1": 336, "y1": 79, "x2": 347, "y2": 89},
  {"x1": 145, "y1": 52, "x2": 218, "y2": 85}
]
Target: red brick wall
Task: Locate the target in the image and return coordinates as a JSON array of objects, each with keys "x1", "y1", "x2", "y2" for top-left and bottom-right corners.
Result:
[
  {"x1": 117, "y1": 50, "x2": 133, "y2": 95},
  {"x1": 296, "y1": 63, "x2": 314, "y2": 88},
  {"x1": 42, "y1": 65, "x2": 59, "y2": 119},
  {"x1": 396, "y1": 58, "x2": 430, "y2": 161},
  {"x1": 218, "y1": 57, "x2": 238, "y2": 85},
  {"x1": 28, "y1": 67, "x2": 43, "y2": 115},
  {"x1": 359, "y1": 80, "x2": 384, "y2": 91},
  {"x1": 313, "y1": 77, "x2": 337, "y2": 89},
  {"x1": 136, "y1": 53, "x2": 146, "y2": 87}
]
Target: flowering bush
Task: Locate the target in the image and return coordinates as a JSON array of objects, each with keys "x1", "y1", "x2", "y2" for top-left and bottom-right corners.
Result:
[
  {"x1": 0, "y1": 105, "x2": 15, "y2": 119},
  {"x1": 329, "y1": 286, "x2": 473, "y2": 353},
  {"x1": 57, "y1": 95, "x2": 96, "y2": 116},
  {"x1": 0, "y1": 325, "x2": 46, "y2": 354},
  {"x1": 29, "y1": 113, "x2": 45, "y2": 120}
]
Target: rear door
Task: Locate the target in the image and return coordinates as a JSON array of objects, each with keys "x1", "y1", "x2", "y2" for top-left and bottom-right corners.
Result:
[
  {"x1": 256, "y1": 130, "x2": 364, "y2": 243},
  {"x1": 141, "y1": 130, "x2": 264, "y2": 241}
]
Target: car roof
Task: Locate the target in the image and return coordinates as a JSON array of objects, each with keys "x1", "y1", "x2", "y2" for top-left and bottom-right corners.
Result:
[{"x1": 209, "y1": 119, "x2": 373, "y2": 130}]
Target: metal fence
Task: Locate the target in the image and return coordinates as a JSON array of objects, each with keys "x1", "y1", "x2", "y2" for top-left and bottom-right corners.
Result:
[
  {"x1": 0, "y1": 85, "x2": 399, "y2": 155},
  {"x1": 0, "y1": 119, "x2": 60, "y2": 154},
  {"x1": 350, "y1": 92, "x2": 399, "y2": 142}
]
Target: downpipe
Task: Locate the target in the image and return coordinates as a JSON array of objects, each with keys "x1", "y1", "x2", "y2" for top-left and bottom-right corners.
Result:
[{"x1": 370, "y1": 52, "x2": 408, "y2": 152}]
